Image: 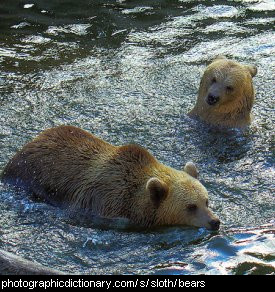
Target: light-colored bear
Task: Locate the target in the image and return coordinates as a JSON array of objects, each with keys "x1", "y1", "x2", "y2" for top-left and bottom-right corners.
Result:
[
  {"x1": 2, "y1": 125, "x2": 220, "y2": 230},
  {"x1": 189, "y1": 56, "x2": 257, "y2": 128}
]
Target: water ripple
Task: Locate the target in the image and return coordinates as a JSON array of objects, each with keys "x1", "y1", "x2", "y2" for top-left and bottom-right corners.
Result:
[{"x1": 0, "y1": 0, "x2": 274, "y2": 275}]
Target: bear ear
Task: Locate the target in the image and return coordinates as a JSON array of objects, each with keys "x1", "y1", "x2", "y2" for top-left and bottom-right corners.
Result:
[
  {"x1": 211, "y1": 55, "x2": 227, "y2": 63},
  {"x1": 184, "y1": 161, "x2": 199, "y2": 179},
  {"x1": 146, "y1": 177, "x2": 169, "y2": 208},
  {"x1": 245, "y1": 65, "x2": 257, "y2": 78}
]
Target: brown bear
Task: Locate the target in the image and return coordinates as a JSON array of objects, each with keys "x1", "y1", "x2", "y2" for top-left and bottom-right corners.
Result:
[
  {"x1": 188, "y1": 56, "x2": 257, "y2": 128},
  {"x1": 2, "y1": 125, "x2": 220, "y2": 230}
]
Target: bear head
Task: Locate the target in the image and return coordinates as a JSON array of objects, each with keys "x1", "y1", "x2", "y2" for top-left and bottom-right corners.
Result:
[
  {"x1": 189, "y1": 56, "x2": 257, "y2": 128},
  {"x1": 145, "y1": 162, "x2": 220, "y2": 230}
]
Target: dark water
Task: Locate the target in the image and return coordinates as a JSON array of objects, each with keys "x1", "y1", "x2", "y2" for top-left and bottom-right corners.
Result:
[{"x1": 0, "y1": 0, "x2": 274, "y2": 275}]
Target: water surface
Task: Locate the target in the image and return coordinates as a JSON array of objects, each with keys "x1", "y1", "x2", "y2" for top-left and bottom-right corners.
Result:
[{"x1": 0, "y1": 0, "x2": 274, "y2": 275}]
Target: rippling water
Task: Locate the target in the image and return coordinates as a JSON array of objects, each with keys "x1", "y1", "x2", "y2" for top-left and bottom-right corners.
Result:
[{"x1": 0, "y1": 0, "x2": 274, "y2": 275}]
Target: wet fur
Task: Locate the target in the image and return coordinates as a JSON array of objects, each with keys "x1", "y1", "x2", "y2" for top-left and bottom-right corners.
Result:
[
  {"x1": 2, "y1": 125, "x2": 219, "y2": 229},
  {"x1": 2, "y1": 126, "x2": 155, "y2": 225},
  {"x1": 189, "y1": 57, "x2": 257, "y2": 128}
]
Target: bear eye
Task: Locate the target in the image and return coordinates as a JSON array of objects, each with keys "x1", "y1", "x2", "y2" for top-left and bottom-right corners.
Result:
[
  {"x1": 211, "y1": 77, "x2": 217, "y2": 84},
  {"x1": 187, "y1": 204, "x2": 197, "y2": 212},
  {"x1": 226, "y1": 86, "x2": 233, "y2": 91}
]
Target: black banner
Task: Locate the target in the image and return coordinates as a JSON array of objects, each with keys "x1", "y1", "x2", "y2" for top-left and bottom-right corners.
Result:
[{"x1": 0, "y1": 275, "x2": 270, "y2": 290}]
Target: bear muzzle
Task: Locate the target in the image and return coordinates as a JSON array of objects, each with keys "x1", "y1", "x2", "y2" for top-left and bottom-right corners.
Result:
[{"x1": 208, "y1": 219, "x2": 221, "y2": 231}]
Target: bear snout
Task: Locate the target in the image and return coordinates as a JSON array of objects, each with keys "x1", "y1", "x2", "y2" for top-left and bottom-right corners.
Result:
[
  {"x1": 208, "y1": 219, "x2": 220, "y2": 230},
  {"x1": 207, "y1": 94, "x2": 220, "y2": 105}
]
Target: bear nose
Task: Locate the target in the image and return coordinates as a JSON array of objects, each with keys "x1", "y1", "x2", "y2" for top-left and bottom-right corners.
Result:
[
  {"x1": 207, "y1": 94, "x2": 219, "y2": 105},
  {"x1": 209, "y1": 219, "x2": 220, "y2": 230}
]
